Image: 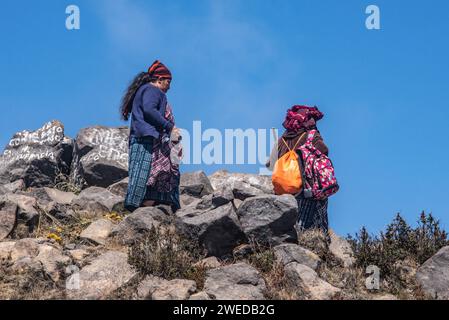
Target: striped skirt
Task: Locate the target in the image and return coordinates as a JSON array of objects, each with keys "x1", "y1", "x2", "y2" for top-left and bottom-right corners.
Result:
[
  {"x1": 295, "y1": 195, "x2": 329, "y2": 234},
  {"x1": 124, "y1": 136, "x2": 180, "y2": 212}
]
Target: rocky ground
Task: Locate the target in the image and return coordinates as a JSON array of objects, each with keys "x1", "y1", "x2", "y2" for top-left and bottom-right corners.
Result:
[{"x1": 1, "y1": 121, "x2": 448, "y2": 300}]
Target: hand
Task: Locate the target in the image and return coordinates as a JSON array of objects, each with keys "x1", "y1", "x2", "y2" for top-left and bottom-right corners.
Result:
[{"x1": 170, "y1": 127, "x2": 182, "y2": 142}]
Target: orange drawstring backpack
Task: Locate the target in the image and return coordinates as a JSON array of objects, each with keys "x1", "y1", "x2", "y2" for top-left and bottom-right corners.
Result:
[{"x1": 272, "y1": 130, "x2": 307, "y2": 195}]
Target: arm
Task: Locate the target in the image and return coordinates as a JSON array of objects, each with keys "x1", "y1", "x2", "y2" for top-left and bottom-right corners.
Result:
[{"x1": 142, "y1": 88, "x2": 174, "y2": 133}]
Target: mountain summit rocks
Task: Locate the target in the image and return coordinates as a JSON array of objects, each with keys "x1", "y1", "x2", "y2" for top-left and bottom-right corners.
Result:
[
  {"x1": 70, "y1": 126, "x2": 129, "y2": 189},
  {"x1": 1, "y1": 120, "x2": 448, "y2": 301},
  {"x1": 0, "y1": 120, "x2": 73, "y2": 188}
]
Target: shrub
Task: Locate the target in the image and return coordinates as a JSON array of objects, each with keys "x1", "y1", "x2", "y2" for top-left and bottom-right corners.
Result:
[
  {"x1": 348, "y1": 212, "x2": 448, "y2": 292},
  {"x1": 128, "y1": 224, "x2": 206, "y2": 283},
  {"x1": 248, "y1": 248, "x2": 277, "y2": 274}
]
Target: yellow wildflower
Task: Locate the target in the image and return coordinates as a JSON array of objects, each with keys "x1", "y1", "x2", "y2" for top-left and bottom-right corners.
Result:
[{"x1": 47, "y1": 233, "x2": 62, "y2": 243}]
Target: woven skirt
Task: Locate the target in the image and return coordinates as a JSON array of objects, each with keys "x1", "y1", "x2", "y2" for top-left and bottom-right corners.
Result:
[
  {"x1": 124, "y1": 136, "x2": 181, "y2": 212},
  {"x1": 295, "y1": 195, "x2": 329, "y2": 234},
  {"x1": 124, "y1": 136, "x2": 155, "y2": 211},
  {"x1": 145, "y1": 183, "x2": 181, "y2": 211}
]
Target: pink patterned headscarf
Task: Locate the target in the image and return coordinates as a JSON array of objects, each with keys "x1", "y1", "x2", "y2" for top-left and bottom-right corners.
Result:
[{"x1": 282, "y1": 105, "x2": 324, "y2": 132}]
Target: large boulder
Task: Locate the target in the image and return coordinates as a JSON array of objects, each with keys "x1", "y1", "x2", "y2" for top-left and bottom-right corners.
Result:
[
  {"x1": 70, "y1": 126, "x2": 129, "y2": 189},
  {"x1": 203, "y1": 263, "x2": 267, "y2": 300},
  {"x1": 0, "y1": 120, "x2": 73, "y2": 188},
  {"x1": 237, "y1": 195, "x2": 298, "y2": 246},
  {"x1": 107, "y1": 177, "x2": 129, "y2": 198},
  {"x1": 3, "y1": 238, "x2": 71, "y2": 282},
  {"x1": 416, "y1": 246, "x2": 449, "y2": 299},
  {"x1": 328, "y1": 230, "x2": 355, "y2": 268},
  {"x1": 209, "y1": 170, "x2": 273, "y2": 200},
  {"x1": 176, "y1": 203, "x2": 246, "y2": 257},
  {"x1": 284, "y1": 262, "x2": 341, "y2": 300},
  {"x1": 15, "y1": 187, "x2": 53, "y2": 207},
  {"x1": 2, "y1": 193, "x2": 39, "y2": 233},
  {"x1": 43, "y1": 187, "x2": 76, "y2": 205},
  {"x1": 80, "y1": 219, "x2": 115, "y2": 245},
  {"x1": 189, "y1": 292, "x2": 212, "y2": 300},
  {"x1": 211, "y1": 186, "x2": 234, "y2": 207},
  {"x1": 34, "y1": 243, "x2": 72, "y2": 281},
  {"x1": 110, "y1": 207, "x2": 168, "y2": 245},
  {"x1": 137, "y1": 276, "x2": 197, "y2": 300},
  {"x1": 180, "y1": 171, "x2": 214, "y2": 198},
  {"x1": 194, "y1": 187, "x2": 234, "y2": 211},
  {"x1": 71, "y1": 187, "x2": 124, "y2": 218},
  {"x1": 273, "y1": 243, "x2": 321, "y2": 271},
  {"x1": 0, "y1": 199, "x2": 18, "y2": 240},
  {"x1": 66, "y1": 251, "x2": 137, "y2": 300},
  {"x1": 9, "y1": 238, "x2": 41, "y2": 262}
]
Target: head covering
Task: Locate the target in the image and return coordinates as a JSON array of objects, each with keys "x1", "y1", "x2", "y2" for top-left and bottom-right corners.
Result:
[
  {"x1": 148, "y1": 60, "x2": 172, "y2": 80},
  {"x1": 283, "y1": 105, "x2": 324, "y2": 132}
]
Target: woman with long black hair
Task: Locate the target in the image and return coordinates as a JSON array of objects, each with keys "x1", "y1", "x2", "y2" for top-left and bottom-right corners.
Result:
[{"x1": 120, "y1": 60, "x2": 181, "y2": 213}]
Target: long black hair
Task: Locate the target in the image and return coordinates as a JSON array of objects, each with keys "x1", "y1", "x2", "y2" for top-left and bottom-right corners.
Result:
[{"x1": 120, "y1": 72, "x2": 151, "y2": 121}]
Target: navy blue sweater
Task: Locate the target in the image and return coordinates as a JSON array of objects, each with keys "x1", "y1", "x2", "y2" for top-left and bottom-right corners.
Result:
[{"x1": 129, "y1": 83, "x2": 174, "y2": 142}]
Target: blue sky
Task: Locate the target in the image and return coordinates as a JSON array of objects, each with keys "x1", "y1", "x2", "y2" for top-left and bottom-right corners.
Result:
[{"x1": 1, "y1": 0, "x2": 448, "y2": 236}]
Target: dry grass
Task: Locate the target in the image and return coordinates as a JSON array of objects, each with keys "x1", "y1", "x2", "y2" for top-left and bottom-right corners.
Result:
[
  {"x1": 32, "y1": 207, "x2": 94, "y2": 246},
  {"x1": 53, "y1": 171, "x2": 82, "y2": 195},
  {"x1": 263, "y1": 262, "x2": 308, "y2": 300},
  {"x1": 128, "y1": 224, "x2": 207, "y2": 287},
  {"x1": 237, "y1": 241, "x2": 307, "y2": 300},
  {"x1": 297, "y1": 228, "x2": 330, "y2": 260},
  {"x1": 0, "y1": 258, "x2": 66, "y2": 300}
]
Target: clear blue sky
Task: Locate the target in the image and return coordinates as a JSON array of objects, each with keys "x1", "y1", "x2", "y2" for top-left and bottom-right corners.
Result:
[{"x1": 1, "y1": 0, "x2": 448, "y2": 236}]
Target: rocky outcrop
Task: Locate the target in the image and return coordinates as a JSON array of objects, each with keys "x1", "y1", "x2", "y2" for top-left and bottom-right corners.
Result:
[
  {"x1": 70, "y1": 126, "x2": 129, "y2": 189},
  {"x1": 43, "y1": 187, "x2": 76, "y2": 205},
  {"x1": 176, "y1": 203, "x2": 246, "y2": 257},
  {"x1": 416, "y1": 246, "x2": 449, "y2": 299},
  {"x1": 137, "y1": 276, "x2": 197, "y2": 300},
  {"x1": 107, "y1": 177, "x2": 129, "y2": 198},
  {"x1": 209, "y1": 170, "x2": 273, "y2": 200},
  {"x1": 34, "y1": 243, "x2": 71, "y2": 281},
  {"x1": 66, "y1": 251, "x2": 137, "y2": 300},
  {"x1": 328, "y1": 229, "x2": 355, "y2": 268},
  {"x1": 274, "y1": 243, "x2": 321, "y2": 271},
  {"x1": 2, "y1": 121, "x2": 449, "y2": 301},
  {"x1": 237, "y1": 194, "x2": 298, "y2": 246},
  {"x1": 3, "y1": 193, "x2": 39, "y2": 233},
  {"x1": 0, "y1": 199, "x2": 17, "y2": 240},
  {"x1": 284, "y1": 263, "x2": 341, "y2": 300},
  {"x1": 71, "y1": 187, "x2": 124, "y2": 218},
  {"x1": 189, "y1": 291, "x2": 212, "y2": 300},
  {"x1": 0, "y1": 121, "x2": 73, "y2": 188},
  {"x1": 110, "y1": 207, "x2": 168, "y2": 245},
  {"x1": 80, "y1": 219, "x2": 115, "y2": 245},
  {"x1": 180, "y1": 171, "x2": 214, "y2": 198},
  {"x1": 203, "y1": 263, "x2": 267, "y2": 300},
  {"x1": 1, "y1": 238, "x2": 71, "y2": 282}
]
